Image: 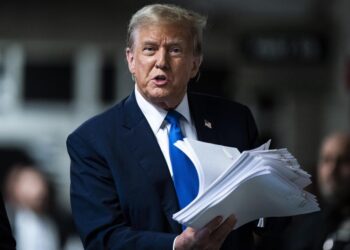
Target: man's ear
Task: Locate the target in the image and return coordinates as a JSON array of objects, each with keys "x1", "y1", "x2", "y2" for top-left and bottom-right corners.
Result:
[
  {"x1": 190, "y1": 55, "x2": 202, "y2": 78},
  {"x1": 126, "y1": 48, "x2": 135, "y2": 74}
]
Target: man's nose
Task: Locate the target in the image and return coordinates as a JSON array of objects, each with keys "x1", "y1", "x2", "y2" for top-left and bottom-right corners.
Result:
[{"x1": 155, "y1": 49, "x2": 169, "y2": 69}]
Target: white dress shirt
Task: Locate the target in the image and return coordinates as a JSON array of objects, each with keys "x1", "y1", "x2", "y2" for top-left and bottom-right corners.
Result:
[{"x1": 135, "y1": 86, "x2": 198, "y2": 177}]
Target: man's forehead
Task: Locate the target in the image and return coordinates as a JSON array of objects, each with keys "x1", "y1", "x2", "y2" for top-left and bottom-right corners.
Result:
[
  {"x1": 136, "y1": 23, "x2": 191, "y2": 38},
  {"x1": 326, "y1": 135, "x2": 350, "y2": 146},
  {"x1": 322, "y1": 136, "x2": 350, "y2": 155}
]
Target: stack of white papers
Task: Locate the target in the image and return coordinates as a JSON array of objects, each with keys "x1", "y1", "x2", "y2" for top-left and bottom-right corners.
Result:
[{"x1": 172, "y1": 139, "x2": 320, "y2": 229}]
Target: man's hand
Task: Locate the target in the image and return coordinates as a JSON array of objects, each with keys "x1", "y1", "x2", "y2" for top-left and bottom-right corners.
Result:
[{"x1": 174, "y1": 215, "x2": 237, "y2": 250}]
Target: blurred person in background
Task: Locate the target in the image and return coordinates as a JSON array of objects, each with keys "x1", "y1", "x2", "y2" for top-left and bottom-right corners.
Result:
[
  {"x1": 0, "y1": 191, "x2": 16, "y2": 250},
  {"x1": 283, "y1": 132, "x2": 350, "y2": 250},
  {"x1": 4, "y1": 165, "x2": 60, "y2": 250}
]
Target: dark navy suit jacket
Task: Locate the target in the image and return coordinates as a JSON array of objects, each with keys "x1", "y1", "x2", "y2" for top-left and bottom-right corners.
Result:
[
  {"x1": 67, "y1": 91, "x2": 259, "y2": 249},
  {"x1": 0, "y1": 193, "x2": 16, "y2": 250}
]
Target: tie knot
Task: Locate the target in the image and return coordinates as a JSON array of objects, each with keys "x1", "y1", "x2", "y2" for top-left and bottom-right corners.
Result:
[{"x1": 165, "y1": 110, "x2": 182, "y2": 126}]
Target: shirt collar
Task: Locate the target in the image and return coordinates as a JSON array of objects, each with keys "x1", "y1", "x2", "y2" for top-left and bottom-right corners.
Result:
[{"x1": 135, "y1": 85, "x2": 191, "y2": 134}]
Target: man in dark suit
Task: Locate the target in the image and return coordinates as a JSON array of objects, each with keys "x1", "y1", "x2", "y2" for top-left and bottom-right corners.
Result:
[
  {"x1": 67, "y1": 4, "x2": 261, "y2": 249},
  {"x1": 0, "y1": 192, "x2": 16, "y2": 249}
]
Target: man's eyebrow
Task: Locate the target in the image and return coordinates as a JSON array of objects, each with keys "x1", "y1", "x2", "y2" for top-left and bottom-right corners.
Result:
[
  {"x1": 167, "y1": 41, "x2": 185, "y2": 47},
  {"x1": 142, "y1": 39, "x2": 185, "y2": 46},
  {"x1": 142, "y1": 40, "x2": 158, "y2": 46}
]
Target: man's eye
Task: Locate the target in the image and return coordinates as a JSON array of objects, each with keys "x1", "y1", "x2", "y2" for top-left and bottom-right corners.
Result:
[
  {"x1": 143, "y1": 47, "x2": 155, "y2": 54},
  {"x1": 170, "y1": 47, "x2": 182, "y2": 54}
]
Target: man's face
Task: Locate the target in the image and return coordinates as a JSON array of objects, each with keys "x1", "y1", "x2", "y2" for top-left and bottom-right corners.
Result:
[
  {"x1": 126, "y1": 22, "x2": 201, "y2": 109},
  {"x1": 318, "y1": 134, "x2": 350, "y2": 206}
]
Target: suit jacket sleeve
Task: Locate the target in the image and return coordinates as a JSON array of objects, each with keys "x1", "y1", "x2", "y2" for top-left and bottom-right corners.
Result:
[
  {"x1": 0, "y1": 193, "x2": 16, "y2": 250},
  {"x1": 67, "y1": 132, "x2": 176, "y2": 250}
]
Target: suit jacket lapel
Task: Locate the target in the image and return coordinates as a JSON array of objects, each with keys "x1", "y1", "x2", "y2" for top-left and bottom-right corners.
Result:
[
  {"x1": 122, "y1": 92, "x2": 182, "y2": 233},
  {"x1": 188, "y1": 94, "x2": 221, "y2": 144}
]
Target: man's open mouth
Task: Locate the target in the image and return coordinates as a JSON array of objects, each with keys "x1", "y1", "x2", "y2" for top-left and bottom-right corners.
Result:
[{"x1": 154, "y1": 75, "x2": 167, "y2": 81}]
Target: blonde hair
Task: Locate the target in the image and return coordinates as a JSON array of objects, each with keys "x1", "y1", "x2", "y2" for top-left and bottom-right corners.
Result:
[{"x1": 127, "y1": 4, "x2": 207, "y2": 56}]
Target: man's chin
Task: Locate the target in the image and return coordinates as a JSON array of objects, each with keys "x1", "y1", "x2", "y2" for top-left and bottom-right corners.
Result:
[{"x1": 146, "y1": 91, "x2": 184, "y2": 109}]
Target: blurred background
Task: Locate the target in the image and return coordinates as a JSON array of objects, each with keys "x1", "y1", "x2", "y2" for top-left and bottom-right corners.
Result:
[{"x1": 0, "y1": 0, "x2": 349, "y2": 248}]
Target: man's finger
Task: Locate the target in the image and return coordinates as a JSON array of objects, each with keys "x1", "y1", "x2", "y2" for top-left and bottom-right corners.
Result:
[
  {"x1": 212, "y1": 215, "x2": 237, "y2": 241},
  {"x1": 195, "y1": 216, "x2": 223, "y2": 240},
  {"x1": 204, "y1": 216, "x2": 224, "y2": 233}
]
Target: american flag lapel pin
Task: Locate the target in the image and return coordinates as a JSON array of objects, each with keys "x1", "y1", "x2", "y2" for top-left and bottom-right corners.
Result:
[{"x1": 204, "y1": 119, "x2": 212, "y2": 129}]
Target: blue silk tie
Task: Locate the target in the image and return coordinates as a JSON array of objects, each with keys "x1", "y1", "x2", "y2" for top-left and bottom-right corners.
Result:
[{"x1": 165, "y1": 110, "x2": 199, "y2": 209}]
